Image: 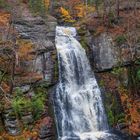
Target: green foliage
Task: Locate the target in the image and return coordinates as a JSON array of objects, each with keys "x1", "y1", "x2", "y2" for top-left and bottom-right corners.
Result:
[
  {"x1": 31, "y1": 93, "x2": 45, "y2": 120},
  {"x1": 136, "y1": 69, "x2": 140, "y2": 81},
  {"x1": 137, "y1": 108, "x2": 140, "y2": 113},
  {"x1": 12, "y1": 97, "x2": 31, "y2": 117},
  {"x1": 12, "y1": 87, "x2": 46, "y2": 120},
  {"x1": 54, "y1": 61, "x2": 58, "y2": 81},
  {"x1": 89, "y1": 0, "x2": 103, "y2": 7},
  {"x1": 0, "y1": 71, "x2": 7, "y2": 82},
  {"x1": 135, "y1": 59, "x2": 140, "y2": 65},
  {"x1": 0, "y1": 126, "x2": 4, "y2": 133},
  {"x1": 108, "y1": 11, "x2": 116, "y2": 26},
  {"x1": 111, "y1": 67, "x2": 123, "y2": 77},
  {"x1": 28, "y1": 0, "x2": 46, "y2": 16},
  {"x1": 105, "y1": 92, "x2": 125, "y2": 127},
  {"x1": 115, "y1": 35, "x2": 127, "y2": 46},
  {"x1": 0, "y1": 0, "x2": 9, "y2": 9},
  {"x1": 80, "y1": 37, "x2": 88, "y2": 50},
  {"x1": 107, "y1": 110, "x2": 114, "y2": 126},
  {"x1": 14, "y1": 87, "x2": 23, "y2": 97},
  {"x1": 99, "y1": 80, "x2": 105, "y2": 87},
  {"x1": 136, "y1": 36, "x2": 140, "y2": 43}
]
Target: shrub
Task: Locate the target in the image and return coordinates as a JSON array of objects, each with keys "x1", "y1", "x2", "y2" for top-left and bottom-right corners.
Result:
[
  {"x1": 0, "y1": 0, "x2": 10, "y2": 10},
  {"x1": 28, "y1": 0, "x2": 46, "y2": 16},
  {"x1": 12, "y1": 88, "x2": 46, "y2": 120},
  {"x1": 136, "y1": 36, "x2": 140, "y2": 43},
  {"x1": 31, "y1": 93, "x2": 45, "y2": 120},
  {"x1": 105, "y1": 92, "x2": 125, "y2": 127},
  {"x1": 136, "y1": 69, "x2": 140, "y2": 81},
  {"x1": 115, "y1": 35, "x2": 127, "y2": 46},
  {"x1": 12, "y1": 97, "x2": 32, "y2": 117},
  {"x1": 108, "y1": 11, "x2": 115, "y2": 25},
  {"x1": 111, "y1": 67, "x2": 123, "y2": 77}
]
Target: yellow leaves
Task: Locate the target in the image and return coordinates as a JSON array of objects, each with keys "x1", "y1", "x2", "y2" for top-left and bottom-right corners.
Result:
[
  {"x1": 59, "y1": 3, "x2": 96, "y2": 22},
  {"x1": 60, "y1": 7, "x2": 75, "y2": 23},
  {"x1": 74, "y1": 4, "x2": 86, "y2": 18},
  {"x1": 74, "y1": 4, "x2": 96, "y2": 18},
  {"x1": 44, "y1": 0, "x2": 50, "y2": 9},
  {"x1": 60, "y1": 7, "x2": 70, "y2": 18}
]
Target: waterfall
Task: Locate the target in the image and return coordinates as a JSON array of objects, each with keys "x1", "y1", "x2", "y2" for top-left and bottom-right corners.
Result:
[{"x1": 54, "y1": 26, "x2": 122, "y2": 140}]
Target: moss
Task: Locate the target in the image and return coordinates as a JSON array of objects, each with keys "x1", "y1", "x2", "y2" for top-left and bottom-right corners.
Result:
[
  {"x1": 136, "y1": 69, "x2": 140, "y2": 81},
  {"x1": 99, "y1": 80, "x2": 105, "y2": 87},
  {"x1": 128, "y1": 66, "x2": 140, "y2": 92},
  {"x1": 104, "y1": 92, "x2": 125, "y2": 127},
  {"x1": 111, "y1": 67, "x2": 124, "y2": 77},
  {"x1": 136, "y1": 36, "x2": 140, "y2": 43},
  {"x1": 80, "y1": 37, "x2": 88, "y2": 50},
  {"x1": 77, "y1": 27, "x2": 87, "y2": 36},
  {"x1": 137, "y1": 108, "x2": 140, "y2": 113},
  {"x1": 54, "y1": 59, "x2": 58, "y2": 82},
  {"x1": 49, "y1": 51, "x2": 58, "y2": 84}
]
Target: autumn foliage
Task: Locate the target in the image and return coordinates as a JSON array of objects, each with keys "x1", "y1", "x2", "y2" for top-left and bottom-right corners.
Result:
[
  {"x1": 59, "y1": 0, "x2": 96, "y2": 23},
  {"x1": 0, "y1": 12, "x2": 10, "y2": 26},
  {"x1": 119, "y1": 86, "x2": 140, "y2": 135}
]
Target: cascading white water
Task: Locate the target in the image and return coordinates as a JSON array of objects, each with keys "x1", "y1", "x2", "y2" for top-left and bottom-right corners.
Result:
[{"x1": 54, "y1": 26, "x2": 122, "y2": 140}]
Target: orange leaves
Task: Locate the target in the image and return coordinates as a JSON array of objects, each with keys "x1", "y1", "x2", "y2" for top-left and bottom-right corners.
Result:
[
  {"x1": 119, "y1": 87, "x2": 140, "y2": 135},
  {"x1": 0, "y1": 11, "x2": 11, "y2": 41},
  {"x1": 67, "y1": 0, "x2": 81, "y2": 6},
  {"x1": 128, "y1": 100, "x2": 140, "y2": 135},
  {"x1": 17, "y1": 39, "x2": 35, "y2": 61},
  {"x1": 0, "y1": 11, "x2": 10, "y2": 26},
  {"x1": 1, "y1": 130, "x2": 38, "y2": 140},
  {"x1": 109, "y1": 26, "x2": 125, "y2": 37},
  {"x1": 1, "y1": 82, "x2": 10, "y2": 93},
  {"x1": 95, "y1": 26, "x2": 105, "y2": 36}
]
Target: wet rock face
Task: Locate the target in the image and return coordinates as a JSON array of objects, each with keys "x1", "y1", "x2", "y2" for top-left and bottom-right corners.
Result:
[
  {"x1": 92, "y1": 33, "x2": 118, "y2": 71},
  {"x1": 13, "y1": 15, "x2": 58, "y2": 86},
  {"x1": 91, "y1": 33, "x2": 140, "y2": 71}
]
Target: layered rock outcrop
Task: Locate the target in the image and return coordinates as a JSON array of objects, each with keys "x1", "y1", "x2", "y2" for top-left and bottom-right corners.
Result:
[{"x1": 0, "y1": 6, "x2": 58, "y2": 139}]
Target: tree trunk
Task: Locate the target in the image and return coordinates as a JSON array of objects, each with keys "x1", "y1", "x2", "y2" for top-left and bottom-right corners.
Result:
[
  {"x1": 103, "y1": 0, "x2": 108, "y2": 25},
  {"x1": 116, "y1": 0, "x2": 120, "y2": 18}
]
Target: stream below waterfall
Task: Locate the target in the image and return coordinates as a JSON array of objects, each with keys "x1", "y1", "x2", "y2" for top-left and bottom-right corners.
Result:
[{"x1": 54, "y1": 26, "x2": 123, "y2": 140}]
